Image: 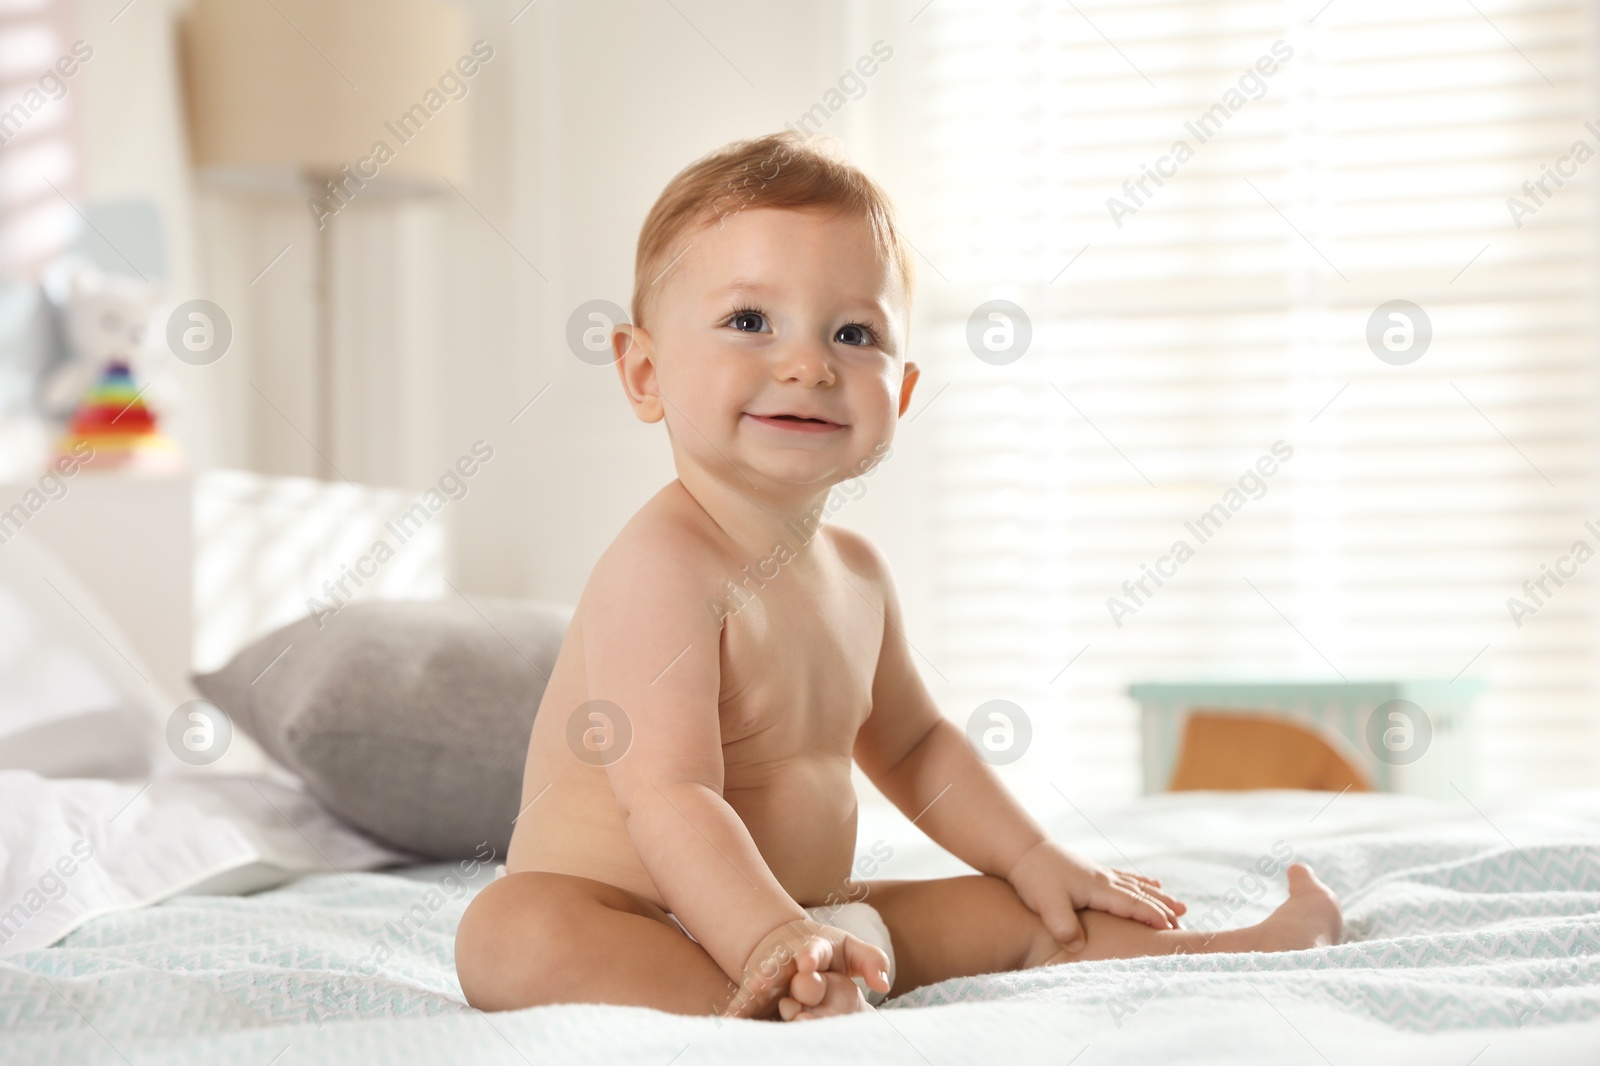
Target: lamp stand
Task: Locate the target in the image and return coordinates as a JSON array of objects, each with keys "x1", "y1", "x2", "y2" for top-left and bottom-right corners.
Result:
[{"x1": 309, "y1": 170, "x2": 337, "y2": 482}]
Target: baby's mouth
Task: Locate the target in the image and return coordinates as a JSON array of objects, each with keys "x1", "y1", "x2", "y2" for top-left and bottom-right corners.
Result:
[{"x1": 744, "y1": 412, "x2": 847, "y2": 434}]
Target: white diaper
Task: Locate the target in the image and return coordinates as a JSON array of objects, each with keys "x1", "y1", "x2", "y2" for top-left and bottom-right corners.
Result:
[{"x1": 666, "y1": 900, "x2": 895, "y2": 1008}]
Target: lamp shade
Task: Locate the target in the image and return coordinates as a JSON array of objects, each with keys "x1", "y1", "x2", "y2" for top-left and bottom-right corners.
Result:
[{"x1": 181, "y1": 0, "x2": 471, "y2": 193}]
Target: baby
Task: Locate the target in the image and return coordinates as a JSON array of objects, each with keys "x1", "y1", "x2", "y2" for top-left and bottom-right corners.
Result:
[{"x1": 455, "y1": 132, "x2": 1342, "y2": 1022}]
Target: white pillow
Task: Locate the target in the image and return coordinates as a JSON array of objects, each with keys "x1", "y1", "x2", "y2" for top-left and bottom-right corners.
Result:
[
  {"x1": 0, "y1": 770, "x2": 408, "y2": 955},
  {"x1": 0, "y1": 536, "x2": 165, "y2": 779}
]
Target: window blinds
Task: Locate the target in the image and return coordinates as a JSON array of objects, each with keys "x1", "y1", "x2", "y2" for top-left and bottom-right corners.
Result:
[
  {"x1": 914, "y1": 0, "x2": 1596, "y2": 800},
  {"x1": 0, "y1": 0, "x2": 79, "y2": 278}
]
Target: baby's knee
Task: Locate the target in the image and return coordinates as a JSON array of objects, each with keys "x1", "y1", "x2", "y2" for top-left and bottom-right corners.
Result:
[{"x1": 455, "y1": 874, "x2": 573, "y2": 1010}]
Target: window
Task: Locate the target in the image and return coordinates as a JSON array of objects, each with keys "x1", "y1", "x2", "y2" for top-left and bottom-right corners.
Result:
[
  {"x1": 916, "y1": 0, "x2": 1596, "y2": 800},
  {"x1": 0, "y1": 0, "x2": 80, "y2": 279}
]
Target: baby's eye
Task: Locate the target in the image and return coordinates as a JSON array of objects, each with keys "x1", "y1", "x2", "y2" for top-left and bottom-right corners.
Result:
[
  {"x1": 835, "y1": 323, "x2": 879, "y2": 348},
  {"x1": 727, "y1": 310, "x2": 769, "y2": 333}
]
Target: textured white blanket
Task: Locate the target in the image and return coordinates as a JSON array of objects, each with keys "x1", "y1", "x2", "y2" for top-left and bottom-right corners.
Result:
[{"x1": 2, "y1": 789, "x2": 1598, "y2": 1065}]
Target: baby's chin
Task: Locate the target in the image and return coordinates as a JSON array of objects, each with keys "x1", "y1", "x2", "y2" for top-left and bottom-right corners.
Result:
[{"x1": 732, "y1": 450, "x2": 882, "y2": 495}]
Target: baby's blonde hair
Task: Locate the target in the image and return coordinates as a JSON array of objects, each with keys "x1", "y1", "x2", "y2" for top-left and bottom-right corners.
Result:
[{"x1": 630, "y1": 131, "x2": 915, "y2": 330}]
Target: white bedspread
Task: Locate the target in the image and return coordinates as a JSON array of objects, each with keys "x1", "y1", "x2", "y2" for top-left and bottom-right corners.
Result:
[{"x1": 2, "y1": 789, "x2": 1598, "y2": 1065}]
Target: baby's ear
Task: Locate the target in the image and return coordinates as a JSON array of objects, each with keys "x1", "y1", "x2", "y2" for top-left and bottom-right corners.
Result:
[
  {"x1": 897, "y1": 361, "x2": 921, "y2": 418},
  {"x1": 611, "y1": 323, "x2": 637, "y2": 364},
  {"x1": 613, "y1": 323, "x2": 664, "y2": 423}
]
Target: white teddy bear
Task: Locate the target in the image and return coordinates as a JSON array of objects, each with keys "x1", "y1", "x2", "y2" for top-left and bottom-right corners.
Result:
[{"x1": 41, "y1": 264, "x2": 174, "y2": 422}]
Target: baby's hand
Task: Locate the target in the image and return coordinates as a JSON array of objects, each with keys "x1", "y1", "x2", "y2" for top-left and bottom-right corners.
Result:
[
  {"x1": 780, "y1": 969, "x2": 872, "y2": 1021},
  {"x1": 728, "y1": 917, "x2": 890, "y2": 1021},
  {"x1": 1006, "y1": 840, "x2": 1187, "y2": 952}
]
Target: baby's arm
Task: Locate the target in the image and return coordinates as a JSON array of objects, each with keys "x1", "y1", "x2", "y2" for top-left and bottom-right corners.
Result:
[
  {"x1": 582, "y1": 549, "x2": 809, "y2": 990},
  {"x1": 846, "y1": 534, "x2": 1184, "y2": 947},
  {"x1": 848, "y1": 535, "x2": 1053, "y2": 880}
]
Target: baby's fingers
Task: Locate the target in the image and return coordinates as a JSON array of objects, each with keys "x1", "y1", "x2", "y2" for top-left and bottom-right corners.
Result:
[
  {"x1": 1115, "y1": 871, "x2": 1188, "y2": 916},
  {"x1": 1144, "y1": 884, "x2": 1186, "y2": 918},
  {"x1": 1113, "y1": 877, "x2": 1177, "y2": 928},
  {"x1": 1042, "y1": 900, "x2": 1086, "y2": 953},
  {"x1": 837, "y1": 933, "x2": 892, "y2": 994},
  {"x1": 1096, "y1": 882, "x2": 1177, "y2": 930},
  {"x1": 790, "y1": 933, "x2": 831, "y2": 977}
]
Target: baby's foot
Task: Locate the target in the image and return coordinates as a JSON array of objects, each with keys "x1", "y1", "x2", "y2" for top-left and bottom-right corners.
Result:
[
  {"x1": 1252, "y1": 863, "x2": 1342, "y2": 951},
  {"x1": 778, "y1": 970, "x2": 872, "y2": 1021}
]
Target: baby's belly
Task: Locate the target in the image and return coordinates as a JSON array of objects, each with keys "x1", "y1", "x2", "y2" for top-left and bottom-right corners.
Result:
[
  {"x1": 723, "y1": 754, "x2": 859, "y2": 906},
  {"x1": 511, "y1": 752, "x2": 858, "y2": 909}
]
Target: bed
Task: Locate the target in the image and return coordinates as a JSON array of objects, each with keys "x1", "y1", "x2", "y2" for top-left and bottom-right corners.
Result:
[
  {"x1": 3, "y1": 779, "x2": 1598, "y2": 1065},
  {"x1": 7, "y1": 440, "x2": 1589, "y2": 1063}
]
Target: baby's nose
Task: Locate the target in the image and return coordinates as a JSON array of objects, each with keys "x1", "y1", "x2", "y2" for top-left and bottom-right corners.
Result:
[{"x1": 774, "y1": 342, "x2": 836, "y2": 386}]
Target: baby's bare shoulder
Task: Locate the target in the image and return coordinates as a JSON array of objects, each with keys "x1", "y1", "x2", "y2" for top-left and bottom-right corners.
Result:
[
  {"x1": 817, "y1": 526, "x2": 902, "y2": 659},
  {"x1": 579, "y1": 483, "x2": 727, "y2": 616},
  {"x1": 563, "y1": 485, "x2": 732, "y2": 729},
  {"x1": 820, "y1": 524, "x2": 892, "y2": 591}
]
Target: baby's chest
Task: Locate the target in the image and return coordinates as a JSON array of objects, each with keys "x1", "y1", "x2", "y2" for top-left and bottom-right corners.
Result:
[{"x1": 716, "y1": 576, "x2": 883, "y2": 748}]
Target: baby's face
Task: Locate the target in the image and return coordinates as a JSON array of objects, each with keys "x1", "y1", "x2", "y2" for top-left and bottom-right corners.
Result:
[{"x1": 619, "y1": 206, "x2": 917, "y2": 494}]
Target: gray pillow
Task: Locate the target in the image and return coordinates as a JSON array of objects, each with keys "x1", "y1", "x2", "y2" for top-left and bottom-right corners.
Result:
[{"x1": 193, "y1": 598, "x2": 571, "y2": 860}]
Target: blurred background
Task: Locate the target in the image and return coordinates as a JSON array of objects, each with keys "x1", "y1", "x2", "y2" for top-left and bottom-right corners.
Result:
[{"x1": 0, "y1": 0, "x2": 1595, "y2": 812}]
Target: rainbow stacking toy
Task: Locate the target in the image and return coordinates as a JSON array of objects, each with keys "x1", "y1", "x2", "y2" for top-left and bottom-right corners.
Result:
[{"x1": 57, "y1": 361, "x2": 182, "y2": 472}]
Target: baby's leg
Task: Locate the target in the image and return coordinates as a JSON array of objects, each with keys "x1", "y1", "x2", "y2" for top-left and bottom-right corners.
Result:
[
  {"x1": 857, "y1": 864, "x2": 1340, "y2": 999},
  {"x1": 456, "y1": 870, "x2": 743, "y2": 1017}
]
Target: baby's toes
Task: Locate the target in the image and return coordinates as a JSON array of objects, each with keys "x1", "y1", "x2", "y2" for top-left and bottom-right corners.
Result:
[
  {"x1": 789, "y1": 968, "x2": 827, "y2": 1007},
  {"x1": 777, "y1": 968, "x2": 828, "y2": 1021},
  {"x1": 793, "y1": 972, "x2": 871, "y2": 1020}
]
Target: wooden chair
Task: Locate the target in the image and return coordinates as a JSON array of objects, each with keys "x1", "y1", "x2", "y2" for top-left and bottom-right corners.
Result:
[{"x1": 1167, "y1": 710, "x2": 1375, "y2": 792}]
